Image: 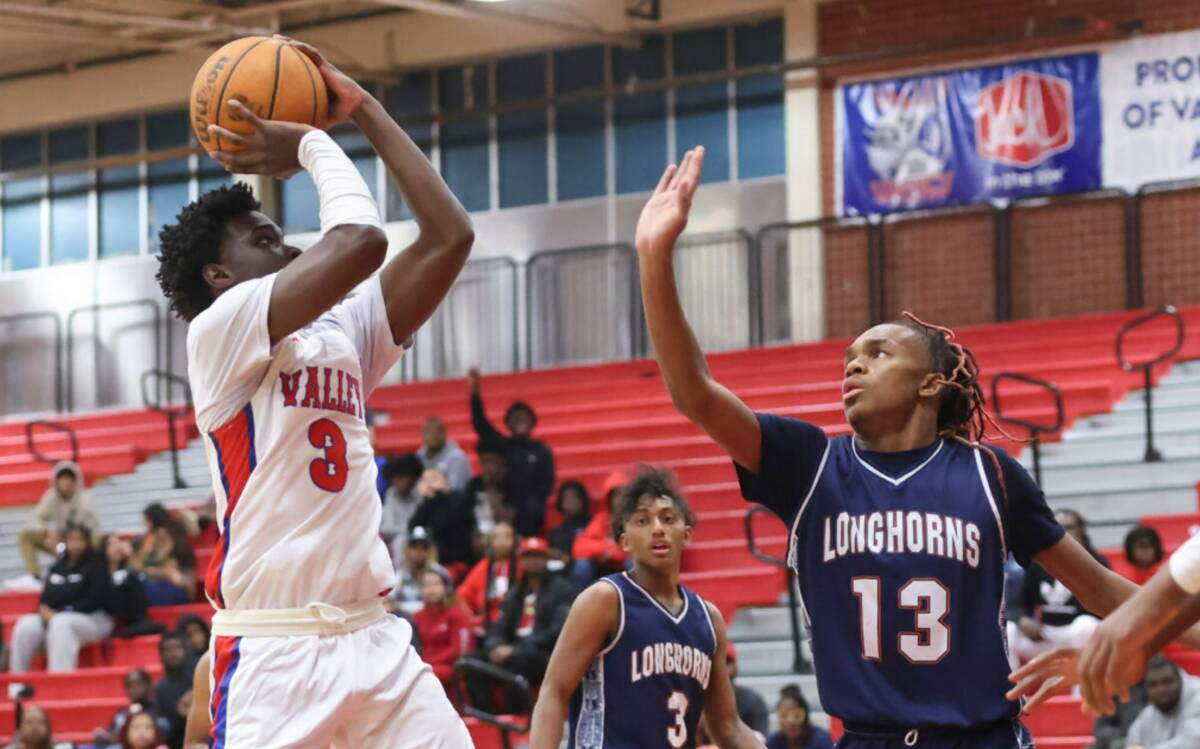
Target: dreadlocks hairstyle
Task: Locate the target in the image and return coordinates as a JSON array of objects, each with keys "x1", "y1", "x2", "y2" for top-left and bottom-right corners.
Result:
[
  {"x1": 900, "y1": 312, "x2": 1025, "y2": 505},
  {"x1": 156, "y1": 183, "x2": 261, "y2": 322},
  {"x1": 611, "y1": 465, "x2": 696, "y2": 540}
]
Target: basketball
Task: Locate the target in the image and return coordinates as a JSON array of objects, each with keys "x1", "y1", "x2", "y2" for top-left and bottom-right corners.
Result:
[{"x1": 189, "y1": 36, "x2": 329, "y2": 155}]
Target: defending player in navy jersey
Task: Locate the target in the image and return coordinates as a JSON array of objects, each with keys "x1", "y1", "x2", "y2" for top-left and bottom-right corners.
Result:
[
  {"x1": 530, "y1": 468, "x2": 764, "y2": 749},
  {"x1": 635, "y1": 146, "x2": 1200, "y2": 748}
]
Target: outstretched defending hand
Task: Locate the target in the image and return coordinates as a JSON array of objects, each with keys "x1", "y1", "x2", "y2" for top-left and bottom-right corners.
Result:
[
  {"x1": 278, "y1": 36, "x2": 367, "y2": 127},
  {"x1": 1006, "y1": 646, "x2": 1078, "y2": 714},
  {"x1": 208, "y1": 99, "x2": 312, "y2": 177},
  {"x1": 635, "y1": 146, "x2": 705, "y2": 259}
]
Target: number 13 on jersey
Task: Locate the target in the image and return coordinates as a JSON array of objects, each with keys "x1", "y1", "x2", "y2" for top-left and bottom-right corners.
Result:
[{"x1": 852, "y1": 577, "x2": 950, "y2": 664}]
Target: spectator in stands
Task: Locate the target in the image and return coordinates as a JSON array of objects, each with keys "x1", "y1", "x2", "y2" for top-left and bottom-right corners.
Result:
[
  {"x1": 458, "y1": 521, "x2": 519, "y2": 627},
  {"x1": 152, "y1": 634, "x2": 193, "y2": 731},
  {"x1": 1092, "y1": 681, "x2": 1147, "y2": 749},
  {"x1": 725, "y1": 643, "x2": 769, "y2": 736},
  {"x1": 1124, "y1": 525, "x2": 1166, "y2": 585},
  {"x1": 1125, "y1": 655, "x2": 1200, "y2": 747},
  {"x1": 464, "y1": 438, "x2": 520, "y2": 538},
  {"x1": 91, "y1": 669, "x2": 171, "y2": 747},
  {"x1": 547, "y1": 481, "x2": 591, "y2": 568},
  {"x1": 119, "y1": 707, "x2": 168, "y2": 749},
  {"x1": 466, "y1": 537, "x2": 575, "y2": 712},
  {"x1": 419, "y1": 416, "x2": 471, "y2": 491},
  {"x1": 8, "y1": 704, "x2": 53, "y2": 749},
  {"x1": 1058, "y1": 509, "x2": 1109, "y2": 566},
  {"x1": 766, "y1": 685, "x2": 834, "y2": 749},
  {"x1": 380, "y1": 453, "x2": 426, "y2": 562},
  {"x1": 571, "y1": 471, "x2": 629, "y2": 590},
  {"x1": 17, "y1": 461, "x2": 101, "y2": 581},
  {"x1": 10, "y1": 524, "x2": 113, "y2": 673},
  {"x1": 365, "y1": 409, "x2": 389, "y2": 501},
  {"x1": 408, "y1": 467, "x2": 477, "y2": 576},
  {"x1": 101, "y1": 534, "x2": 157, "y2": 638},
  {"x1": 174, "y1": 615, "x2": 209, "y2": 670},
  {"x1": 468, "y1": 368, "x2": 555, "y2": 537},
  {"x1": 129, "y1": 505, "x2": 196, "y2": 607},
  {"x1": 412, "y1": 565, "x2": 473, "y2": 700},
  {"x1": 387, "y1": 527, "x2": 436, "y2": 616}
]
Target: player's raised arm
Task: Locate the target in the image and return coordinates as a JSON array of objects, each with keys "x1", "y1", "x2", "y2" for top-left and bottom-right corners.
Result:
[
  {"x1": 636, "y1": 147, "x2": 762, "y2": 472},
  {"x1": 291, "y1": 39, "x2": 474, "y2": 346},
  {"x1": 701, "y1": 602, "x2": 767, "y2": 749},
  {"x1": 529, "y1": 583, "x2": 619, "y2": 749},
  {"x1": 207, "y1": 100, "x2": 387, "y2": 345}
]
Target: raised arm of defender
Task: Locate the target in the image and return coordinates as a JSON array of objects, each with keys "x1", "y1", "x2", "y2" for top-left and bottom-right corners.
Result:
[{"x1": 636, "y1": 147, "x2": 762, "y2": 472}]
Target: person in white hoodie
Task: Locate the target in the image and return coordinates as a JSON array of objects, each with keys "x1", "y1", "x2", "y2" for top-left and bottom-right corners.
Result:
[
  {"x1": 17, "y1": 461, "x2": 102, "y2": 579},
  {"x1": 1125, "y1": 656, "x2": 1200, "y2": 749}
]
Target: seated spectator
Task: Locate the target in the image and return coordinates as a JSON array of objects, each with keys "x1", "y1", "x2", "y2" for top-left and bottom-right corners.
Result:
[
  {"x1": 175, "y1": 614, "x2": 210, "y2": 670},
  {"x1": 419, "y1": 416, "x2": 472, "y2": 491},
  {"x1": 459, "y1": 522, "x2": 519, "y2": 627},
  {"x1": 90, "y1": 669, "x2": 171, "y2": 747},
  {"x1": 101, "y1": 534, "x2": 159, "y2": 638},
  {"x1": 1124, "y1": 525, "x2": 1166, "y2": 585},
  {"x1": 129, "y1": 505, "x2": 196, "y2": 607},
  {"x1": 152, "y1": 634, "x2": 193, "y2": 731},
  {"x1": 1092, "y1": 679, "x2": 1147, "y2": 749},
  {"x1": 547, "y1": 481, "x2": 591, "y2": 567},
  {"x1": 388, "y1": 527, "x2": 437, "y2": 616},
  {"x1": 766, "y1": 685, "x2": 834, "y2": 749},
  {"x1": 8, "y1": 704, "x2": 53, "y2": 749},
  {"x1": 1058, "y1": 509, "x2": 1110, "y2": 568},
  {"x1": 10, "y1": 524, "x2": 113, "y2": 673},
  {"x1": 409, "y1": 468, "x2": 477, "y2": 576},
  {"x1": 17, "y1": 461, "x2": 101, "y2": 582},
  {"x1": 1126, "y1": 655, "x2": 1200, "y2": 747},
  {"x1": 412, "y1": 565, "x2": 473, "y2": 700},
  {"x1": 381, "y1": 453, "x2": 426, "y2": 562},
  {"x1": 464, "y1": 438, "x2": 520, "y2": 537},
  {"x1": 119, "y1": 707, "x2": 168, "y2": 749},
  {"x1": 571, "y1": 471, "x2": 630, "y2": 590},
  {"x1": 465, "y1": 537, "x2": 575, "y2": 713},
  {"x1": 726, "y1": 643, "x2": 769, "y2": 736},
  {"x1": 469, "y1": 368, "x2": 555, "y2": 537}
]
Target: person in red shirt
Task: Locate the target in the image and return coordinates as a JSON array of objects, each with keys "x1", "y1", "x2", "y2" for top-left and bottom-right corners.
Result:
[
  {"x1": 570, "y1": 470, "x2": 629, "y2": 589},
  {"x1": 1124, "y1": 525, "x2": 1166, "y2": 585},
  {"x1": 412, "y1": 564, "x2": 474, "y2": 701},
  {"x1": 458, "y1": 521, "x2": 519, "y2": 627}
]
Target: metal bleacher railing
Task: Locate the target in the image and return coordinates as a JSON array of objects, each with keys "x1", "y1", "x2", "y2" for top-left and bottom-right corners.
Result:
[{"x1": 3, "y1": 178, "x2": 1200, "y2": 417}]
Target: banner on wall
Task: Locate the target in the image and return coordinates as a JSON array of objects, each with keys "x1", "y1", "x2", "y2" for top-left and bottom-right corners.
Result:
[
  {"x1": 838, "y1": 54, "x2": 1102, "y2": 215},
  {"x1": 1102, "y1": 29, "x2": 1200, "y2": 190}
]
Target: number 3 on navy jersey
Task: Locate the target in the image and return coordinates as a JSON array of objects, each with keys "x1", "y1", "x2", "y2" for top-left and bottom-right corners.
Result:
[
  {"x1": 852, "y1": 577, "x2": 950, "y2": 663},
  {"x1": 308, "y1": 418, "x2": 348, "y2": 492},
  {"x1": 666, "y1": 691, "x2": 689, "y2": 748}
]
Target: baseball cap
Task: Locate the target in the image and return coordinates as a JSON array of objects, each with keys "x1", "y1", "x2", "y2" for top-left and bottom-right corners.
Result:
[
  {"x1": 408, "y1": 527, "x2": 432, "y2": 546},
  {"x1": 519, "y1": 537, "x2": 550, "y2": 556}
]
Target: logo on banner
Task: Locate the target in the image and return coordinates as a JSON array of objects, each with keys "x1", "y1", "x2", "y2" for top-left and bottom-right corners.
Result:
[
  {"x1": 976, "y1": 71, "x2": 1075, "y2": 166},
  {"x1": 864, "y1": 79, "x2": 955, "y2": 207}
]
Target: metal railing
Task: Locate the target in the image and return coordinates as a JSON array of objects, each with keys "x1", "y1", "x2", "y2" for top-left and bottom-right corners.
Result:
[
  {"x1": 65, "y1": 299, "x2": 162, "y2": 413},
  {"x1": 140, "y1": 369, "x2": 192, "y2": 489},
  {"x1": 1116, "y1": 306, "x2": 1186, "y2": 463},
  {"x1": 743, "y1": 504, "x2": 806, "y2": 674},
  {"x1": 0, "y1": 311, "x2": 62, "y2": 415},
  {"x1": 672, "y1": 229, "x2": 758, "y2": 351},
  {"x1": 990, "y1": 372, "x2": 1064, "y2": 486},
  {"x1": 24, "y1": 420, "x2": 79, "y2": 465},
  {"x1": 453, "y1": 657, "x2": 532, "y2": 749}
]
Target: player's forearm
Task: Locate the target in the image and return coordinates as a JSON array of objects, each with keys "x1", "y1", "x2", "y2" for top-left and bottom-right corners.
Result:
[
  {"x1": 1073, "y1": 566, "x2": 1139, "y2": 619},
  {"x1": 529, "y1": 690, "x2": 568, "y2": 749},
  {"x1": 713, "y1": 718, "x2": 764, "y2": 749}
]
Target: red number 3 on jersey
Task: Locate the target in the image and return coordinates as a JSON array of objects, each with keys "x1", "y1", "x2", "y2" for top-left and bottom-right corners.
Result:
[{"x1": 308, "y1": 418, "x2": 348, "y2": 492}]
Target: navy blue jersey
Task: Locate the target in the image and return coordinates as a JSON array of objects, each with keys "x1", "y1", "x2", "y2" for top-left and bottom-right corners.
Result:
[
  {"x1": 737, "y1": 414, "x2": 1064, "y2": 729},
  {"x1": 568, "y1": 572, "x2": 717, "y2": 749}
]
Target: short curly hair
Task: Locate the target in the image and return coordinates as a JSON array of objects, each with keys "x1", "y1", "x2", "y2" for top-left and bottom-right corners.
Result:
[
  {"x1": 156, "y1": 183, "x2": 260, "y2": 321},
  {"x1": 611, "y1": 466, "x2": 695, "y2": 540}
]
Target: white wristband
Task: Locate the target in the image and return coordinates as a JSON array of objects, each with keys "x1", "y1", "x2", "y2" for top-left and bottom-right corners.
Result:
[
  {"x1": 297, "y1": 129, "x2": 382, "y2": 234},
  {"x1": 1169, "y1": 533, "x2": 1200, "y2": 594}
]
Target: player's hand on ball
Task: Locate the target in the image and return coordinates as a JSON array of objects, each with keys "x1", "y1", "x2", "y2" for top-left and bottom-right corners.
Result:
[
  {"x1": 208, "y1": 99, "x2": 313, "y2": 177},
  {"x1": 635, "y1": 146, "x2": 705, "y2": 259},
  {"x1": 278, "y1": 36, "x2": 366, "y2": 126},
  {"x1": 1006, "y1": 646, "x2": 1078, "y2": 713}
]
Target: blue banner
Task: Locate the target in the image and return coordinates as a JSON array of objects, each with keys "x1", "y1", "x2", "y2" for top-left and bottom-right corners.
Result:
[{"x1": 839, "y1": 53, "x2": 1101, "y2": 215}]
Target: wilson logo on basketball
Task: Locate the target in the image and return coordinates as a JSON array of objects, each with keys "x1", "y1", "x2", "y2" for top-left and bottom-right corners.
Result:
[{"x1": 975, "y1": 71, "x2": 1075, "y2": 167}]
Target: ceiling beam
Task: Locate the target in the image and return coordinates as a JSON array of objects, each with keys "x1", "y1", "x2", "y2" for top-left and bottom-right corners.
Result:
[
  {"x1": 364, "y1": 0, "x2": 636, "y2": 45},
  {"x1": 0, "y1": 21, "x2": 175, "y2": 52},
  {"x1": 0, "y1": 1, "x2": 275, "y2": 37}
]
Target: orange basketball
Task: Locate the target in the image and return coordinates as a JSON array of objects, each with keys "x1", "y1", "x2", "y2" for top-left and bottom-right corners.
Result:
[{"x1": 190, "y1": 36, "x2": 329, "y2": 155}]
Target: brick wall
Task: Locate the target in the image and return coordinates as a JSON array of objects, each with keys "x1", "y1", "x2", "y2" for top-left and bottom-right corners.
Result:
[{"x1": 816, "y1": 0, "x2": 1200, "y2": 327}]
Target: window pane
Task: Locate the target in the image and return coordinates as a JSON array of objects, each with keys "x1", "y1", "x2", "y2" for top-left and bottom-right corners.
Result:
[
  {"x1": 555, "y1": 45, "x2": 605, "y2": 93},
  {"x1": 147, "y1": 109, "x2": 190, "y2": 150},
  {"x1": 149, "y1": 177, "x2": 191, "y2": 248},
  {"x1": 613, "y1": 37, "x2": 667, "y2": 194},
  {"x1": 384, "y1": 72, "x2": 434, "y2": 220},
  {"x1": 97, "y1": 118, "x2": 139, "y2": 156},
  {"x1": 198, "y1": 173, "x2": 232, "y2": 194},
  {"x1": 553, "y1": 46, "x2": 607, "y2": 201},
  {"x1": 51, "y1": 190, "x2": 88, "y2": 264},
  {"x1": 2, "y1": 191, "x2": 41, "y2": 271},
  {"x1": 1, "y1": 133, "x2": 42, "y2": 172},
  {"x1": 280, "y1": 173, "x2": 321, "y2": 233},
  {"x1": 734, "y1": 18, "x2": 783, "y2": 68},
  {"x1": 99, "y1": 187, "x2": 139, "y2": 258},
  {"x1": 737, "y1": 75, "x2": 785, "y2": 179},
  {"x1": 673, "y1": 28, "x2": 729, "y2": 183},
  {"x1": 497, "y1": 54, "x2": 547, "y2": 208},
  {"x1": 440, "y1": 65, "x2": 490, "y2": 212},
  {"x1": 49, "y1": 127, "x2": 88, "y2": 165}
]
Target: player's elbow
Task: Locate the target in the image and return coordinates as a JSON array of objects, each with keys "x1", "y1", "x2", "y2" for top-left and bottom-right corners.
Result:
[
  {"x1": 670, "y1": 381, "x2": 715, "y2": 423},
  {"x1": 334, "y1": 224, "x2": 388, "y2": 273}
]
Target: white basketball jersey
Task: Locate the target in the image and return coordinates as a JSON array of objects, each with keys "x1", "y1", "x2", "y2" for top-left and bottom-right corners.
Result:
[{"x1": 187, "y1": 273, "x2": 404, "y2": 610}]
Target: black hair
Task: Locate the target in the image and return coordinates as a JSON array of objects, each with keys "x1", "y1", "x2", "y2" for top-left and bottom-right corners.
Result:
[
  {"x1": 476, "y1": 436, "x2": 506, "y2": 458},
  {"x1": 125, "y1": 668, "x2": 151, "y2": 686},
  {"x1": 156, "y1": 183, "x2": 261, "y2": 322},
  {"x1": 1147, "y1": 653, "x2": 1180, "y2": 678},
  {"x1": 556, "y1": 480, "x2": 591, "y2": 518},
  {"x1": 778, "y1": 684, "x2": 809, "y2": 713},
  {"x1": 63, "y1": 523, "x2": 92, "y2": 549},
  {"x1": 142, "y1": 504, "x2": 196, "y2": 570},
  {"x1": 1054, "y1": 508, "x2": 1096, "y2": 551},
  {"x1": 505, "y1": 401, "x2": 537, "y2": 428},
  {"x1": 611, "y1": 466, "x2": 695, "y2": 540},
  {"x1": 159, "y1": 632, "x2": 184, "y2": 651},
  {"x1": 54, "y1": 466, "x2": 77, "y2": 482},
  {"x1": 1125, "y1": 525, "x2": 1165, "y2": 568},
  {"x1": 143, "y1": 503, "x2": 171, "y2": 529},
  {"x1": 383, "y1": 454, "x2": 425, "y2": 483},
  {"x1": 175, "y1": 614, "x2": 211, "y2": 645}
]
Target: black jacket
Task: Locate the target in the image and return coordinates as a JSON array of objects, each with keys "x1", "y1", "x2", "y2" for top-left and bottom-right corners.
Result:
[
  {"x1": 485, "y1": 574, "x2": 575, "y2": 656},
  {"x1": 1018, "y1": 549, "x2": 1109, "y2": 627},
  {"x1": 409, "y1": 490, "x2": 478, "y2": 567},
  {"x1": 106, "y1": 565, "x2": 149, "y2": 625},
  {"x1": 548, "y1": 516, "x2": 590, "y2": 560},
  {"x1": 471, "y1": 393, "x2": 556, "y2": 536},
  {"x1": 40, "y1": 550, "x2": 108, "y2": 614}
]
